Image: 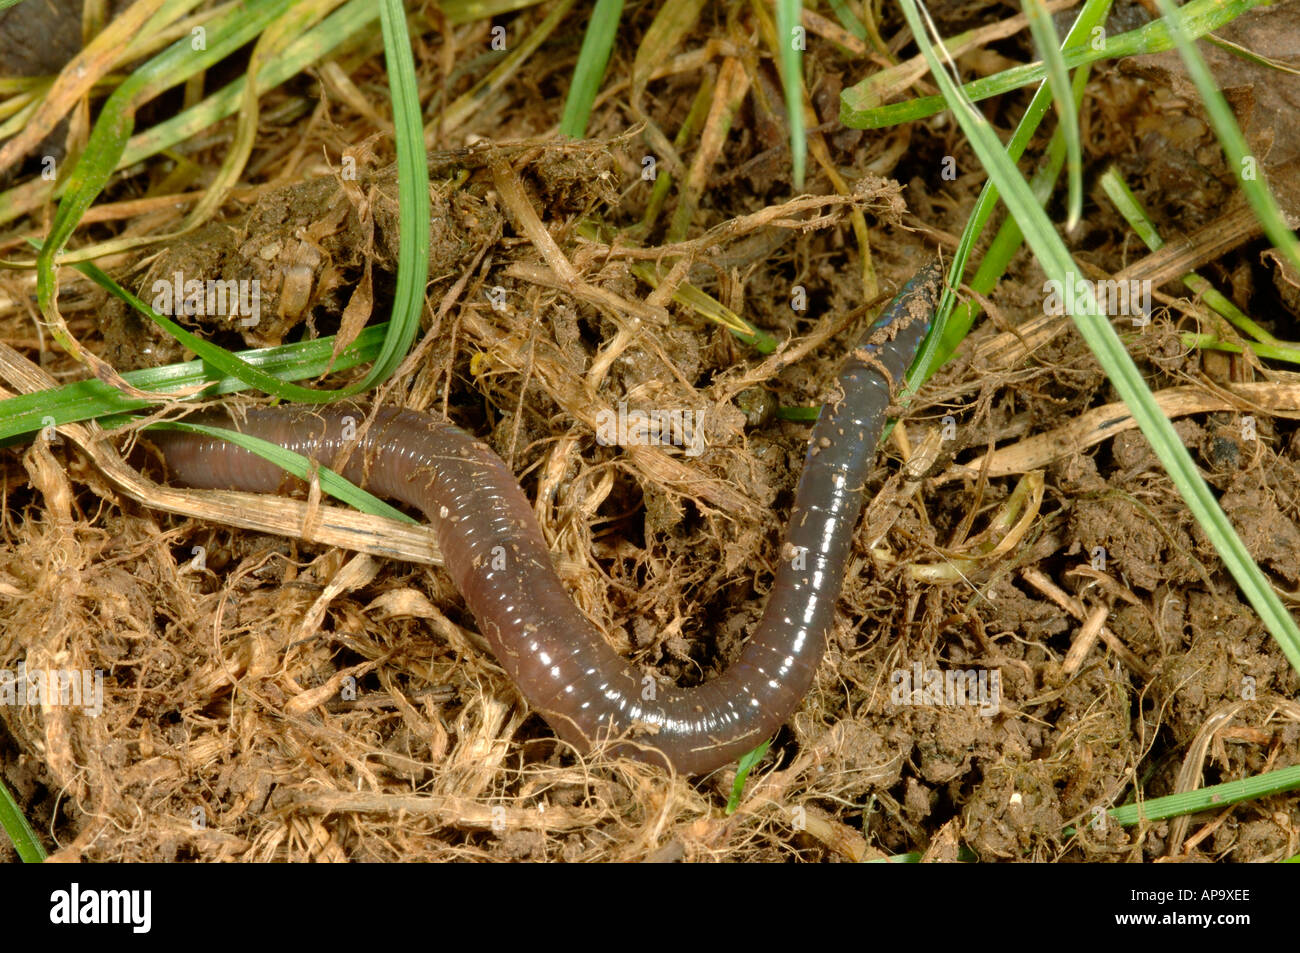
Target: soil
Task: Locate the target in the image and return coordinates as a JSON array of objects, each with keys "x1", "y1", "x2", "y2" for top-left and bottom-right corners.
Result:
[{"x1": 1, "y1": 0, "x2": 1299, "y2": 862}]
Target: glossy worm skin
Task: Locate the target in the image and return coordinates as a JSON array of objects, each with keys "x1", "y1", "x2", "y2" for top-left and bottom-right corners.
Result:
[{"x1": 149, "y1": 260, "x2": 943, "y2": 774}]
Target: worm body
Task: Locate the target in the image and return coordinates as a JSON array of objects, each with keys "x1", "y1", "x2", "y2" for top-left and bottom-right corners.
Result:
[{"x1": 150, "y1": 261, "x2": 943, "y2": 774}]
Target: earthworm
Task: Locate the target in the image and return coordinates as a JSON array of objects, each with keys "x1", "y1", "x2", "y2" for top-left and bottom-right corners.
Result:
[{"x1": 148, "y1": 259, "x2": 943, "y2": 774}]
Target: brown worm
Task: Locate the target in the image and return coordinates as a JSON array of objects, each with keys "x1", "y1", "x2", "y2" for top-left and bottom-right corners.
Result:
[{"x1": 148, "y1": 260, "x2": 943, "y2": 774}]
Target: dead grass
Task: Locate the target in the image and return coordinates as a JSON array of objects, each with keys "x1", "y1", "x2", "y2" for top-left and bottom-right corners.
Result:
[{"x1": 1, "y1": 1, "x2": 1299, "y2": 862}]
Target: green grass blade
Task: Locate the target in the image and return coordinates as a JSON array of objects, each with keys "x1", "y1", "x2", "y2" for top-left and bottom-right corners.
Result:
[
  {"x1": 36, "y1": 0, "x2": 295, "y2": 357},
  {"x1": 1106, "y1": 764, "x2": 1300, "y2": 826},
  {"x1": 119, "y1": 0, "x2": 378, "y2": 172},
  {"x1": 28, "y1": 0, "x2": 425, "y2": 403},
  {"x1": 629, "y1": 261, "x2": 778, "y2": 353},
  {"x1": 842, "y1": 0, "x2": 1267, "y2": 128},
  {"x1": 1152, "y1": 0, "x2": 1300, "y2": 276},
  {"x1": 726, "y1": 739, "x2": 771, "y2": 813},
  {"x1": 1021, "y1": 0, "x2": 1081, "y2": 231},
  {"x1": 1100, "y1": 167, "x2": 1290, "y2": 350},
  {"x1": 774, "y1": 0, "x2": 806, "y2": 189},
  {"x1": 26, "y1": 238, "x2": 375, "y2": 404},
  {"x1": 71, "y1": 254, "x2": 369, "y2": 403},
  {"x1": 360, "y1": 0, "x2": 431, "y2": 394},
  {"x1": 826, "y1": 0, "x2": 867, "y2": 41},
  {"x1": 144, "y1": 421, "x2": 417, "y2": 525},
  {"x1": 0, "y1": 0, "x2": 379, "y2": 229},
  {"x1": 907, "y1": 0, "x2": 1112, "y2": 393},
  {"x1": 0, "y1": 775, "x2": 45, "y2": 863},
  {"x1": 0, "y1": 324, "x2": 388, "y2": 442},
  {"x1": 896, "y1": 0, "x2": 1300, "y2": 677},
  {"x1": 560, "y1": 0, "x2": 622, "y2": 139},
  {"x1": 1178, "y1": 334, "x2": 1300, "y2": 365}
]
